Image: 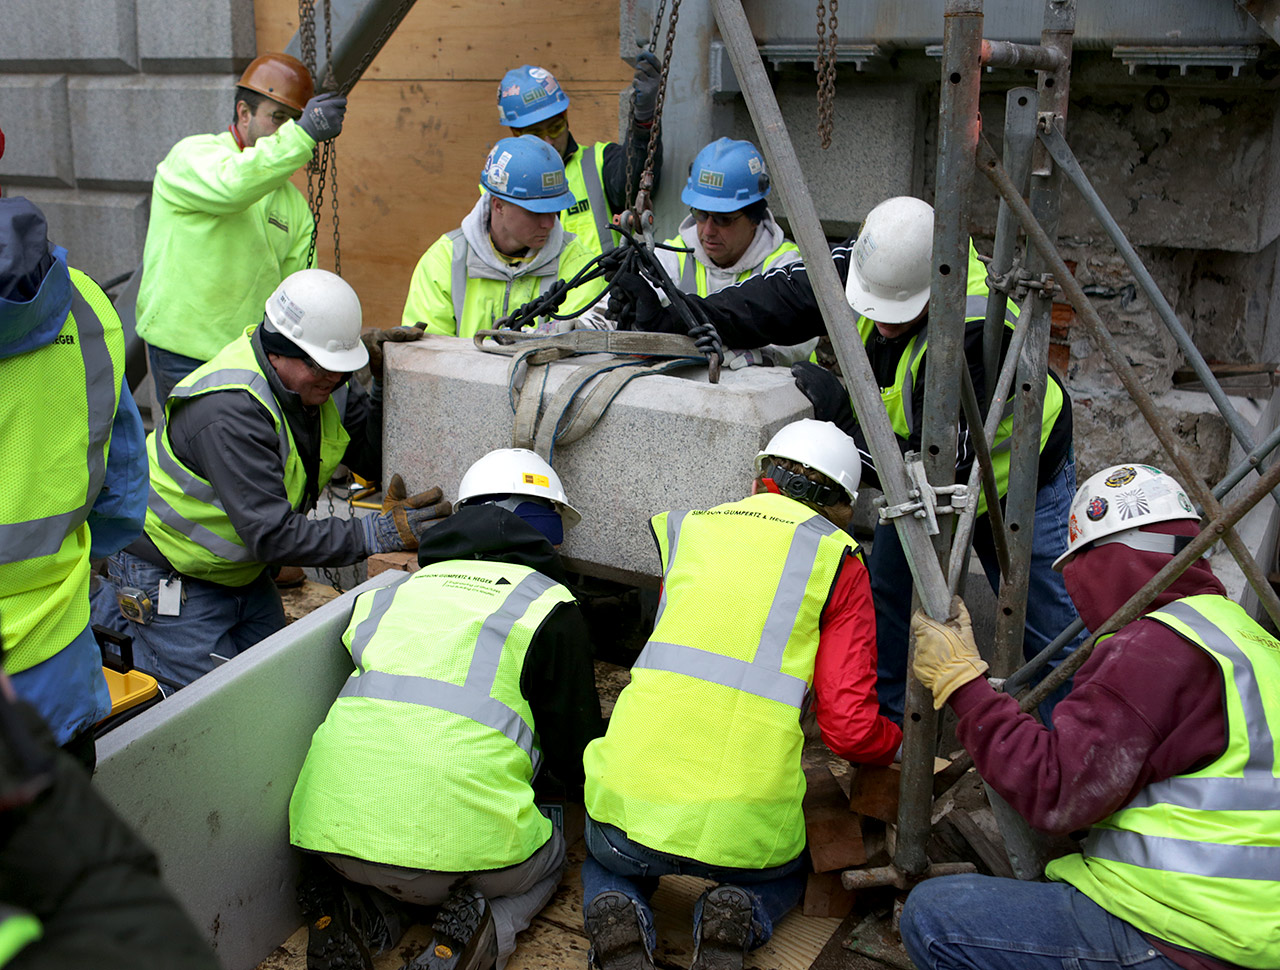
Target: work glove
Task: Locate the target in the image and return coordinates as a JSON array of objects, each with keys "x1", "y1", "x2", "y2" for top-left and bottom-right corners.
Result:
[
  {"x1": 791, "y1": 361, "x2": 857, "y2": 437},
  {"x1": 910, "y1": 597, "x2": 989, "y2": 710},
  {"x1": 360, "y1": 324, "x2": 424, "y2": 382},
  {"x1": 607, "y1": 270, "x2": 676, "y2": 332},
  {"x1": 361, "y1": 475, "x2": 451, "y2": 552},
  {"x1": 632, "y1": 50, "x2": 662, "y2": 123},
  {"x1": 298, "y1": 92, "x2": 347, "y2": 142}
]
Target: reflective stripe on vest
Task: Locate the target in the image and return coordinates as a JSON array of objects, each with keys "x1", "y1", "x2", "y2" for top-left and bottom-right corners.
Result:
[
  {"x1": 578, "y1": 151, "x2": 613, "y2": 255},
  {"x1": 673, "y1": 240, "x2": 800, "y2": 298},
  {"x1": 447, "y1": 229, "x2": 560, "y2": 333},
  {"x1": 0, "y1": 287, "x2": 116, "y2": 564},
  {"x1": 1122, "y1": 599, "x2": 1280, "y2": 813},
  {"x1": 679, "y1": 250, "x2": 698, "y2": 294},
  {"x1": 634, "y1": 509, "x2": 842, "y2": 709},
  {"x1": 340, "y1": 569, "x2": 558, "y2": 771}
]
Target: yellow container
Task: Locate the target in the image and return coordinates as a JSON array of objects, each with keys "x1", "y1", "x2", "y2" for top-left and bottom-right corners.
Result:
[{"x1": 103, "y1": 667, "x2": 160, "y2": 715}]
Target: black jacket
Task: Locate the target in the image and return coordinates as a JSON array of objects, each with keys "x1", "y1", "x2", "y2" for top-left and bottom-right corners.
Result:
[
  {"x1": 415, "y1": 504, "x2": 604, "y2": 789},
  {"x1": 643, "y1": 239, "x2": 1072, "y2": 492}
]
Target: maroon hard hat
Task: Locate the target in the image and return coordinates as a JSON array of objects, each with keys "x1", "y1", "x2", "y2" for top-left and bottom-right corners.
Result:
[{"x1": 237, "y1": 53, "x2": 315, "y2": 112}]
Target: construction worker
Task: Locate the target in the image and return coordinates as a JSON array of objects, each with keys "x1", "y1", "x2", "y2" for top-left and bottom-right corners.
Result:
[
  {"x1": 497, "y1": 58, "x2": 662, "y2": 259},
  {"x1": 581, "y1": 420, "x2": 901, "y2": 970},
  {"x1": 135, "y1": 52, "x2": 348, "y2": 402},
  {"x1": 613, "y1": 195, "x2": 1082, "y2": 723},
  {"x1": 401, "y1": 136, "x2": 604, "y2": 336},
  {"x1": 900, "y1": 464, "x2": 1280, "y2": 970},
  {"x1": 0, "y1": 668, "x2": 219, "y2": 968},
  {"x1": 289, "y1": 449, "x2": 602, "y2": 970},
  {"x1": 657, "y1": 138, "x2": 800, "y2": 297},
  {"x1": 0, "y1": 196, "x2": 147, "y2": 770},
  {"x1": 99, "y1": 269, "x2": 445, "y2": 689}
]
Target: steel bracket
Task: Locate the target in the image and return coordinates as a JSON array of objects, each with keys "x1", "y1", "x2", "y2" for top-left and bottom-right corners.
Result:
[{"x1": 877, "y1": 457, "x2": 971, "y2": 535}]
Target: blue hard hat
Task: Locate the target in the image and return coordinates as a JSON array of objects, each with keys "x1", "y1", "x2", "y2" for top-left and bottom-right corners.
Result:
[
  {"x1": 480, "y1": 136, "x2": 573, "y2": 213},
  {"x1": 497, "y1": 65, "x2": 571, "y2": 127},
  {"x1": 681, "y1": 137, "x2": 772, "y2": 212}
]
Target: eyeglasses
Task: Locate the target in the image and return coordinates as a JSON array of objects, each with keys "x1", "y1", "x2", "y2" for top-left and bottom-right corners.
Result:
[
  {"x1": 690, "y1": 208, "x2": 746, "y2": 228},
  {"x1": 512, "y1": 115, "x2": 568, "y2": 141},
  {"x1": 301, "y1": 355, "x2": 348, "y2": 381}
]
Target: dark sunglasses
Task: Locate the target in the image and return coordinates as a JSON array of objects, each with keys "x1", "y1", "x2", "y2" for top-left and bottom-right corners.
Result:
[{"x1": 690, "y1": 208, "x2": 745, "y2": 228}]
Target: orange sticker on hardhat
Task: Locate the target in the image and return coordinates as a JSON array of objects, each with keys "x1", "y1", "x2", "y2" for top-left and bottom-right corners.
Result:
[{"x1": 522, "y1": 473, "x2": 550, "y2": 487}]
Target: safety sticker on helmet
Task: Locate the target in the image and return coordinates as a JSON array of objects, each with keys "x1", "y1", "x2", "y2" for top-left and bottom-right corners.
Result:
[
  {"x1": 1114, "y1": 489, "x2": 1150, "y2": 520},
  {"x1": 1086, "y1": 496, "x2": 1108, "y2": 521},
  {"x1": 1068, "y1": 513, "x2": 1080, "y2": 542},
  {"x1": 1104, "y1": 467, "x2": 1136, "y2": 487}
]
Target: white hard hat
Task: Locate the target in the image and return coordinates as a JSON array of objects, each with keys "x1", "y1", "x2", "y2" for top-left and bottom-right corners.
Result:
[
  {"x1": 263, "y1": 269, "x2": 369, "y2": 373},
  {"x1": 1053, "y1": 464, "x2": 1199, "y2": 571},
  {"x1": 845, "y1": 196, "x2": 934, "y2": 324},
  {"x1": 755, "y1": 419, "x2": 862, "y2": 504},
  {"x1": 455, "y1": 448, "x2": 582, "y2": 529}
]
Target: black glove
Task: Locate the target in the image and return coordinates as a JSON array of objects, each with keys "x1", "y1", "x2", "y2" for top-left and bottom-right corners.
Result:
[
  {"x1": 632, "y1": 51, "x2": 661, "y2": 123},
  {"x1": 298, "y1": 92, "x2": 347, "y2": 142},
  {"x1": 792, "y1": 361, "x2": 857, "y2": 437},
  {"x1": 607, "y1": 270, "x2": 675, "y2": 332},
  {"x1": 360, "y1": 325, "x2": 423, "y2": 381}
]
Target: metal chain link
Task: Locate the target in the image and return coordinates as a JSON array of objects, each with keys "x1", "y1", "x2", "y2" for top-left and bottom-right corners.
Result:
[
  {"x1": 816, "y1": 0, "x2": 839, "y2": 149},
  {"x1": 630, "y1": 0, "x2": 681, "y2": 230},
  {"x1": 625, "y1": 0, "x2": 669, "y2": 212}
]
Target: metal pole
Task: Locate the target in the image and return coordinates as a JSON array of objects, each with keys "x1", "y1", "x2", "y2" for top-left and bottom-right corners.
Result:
[
  {"x1": 707, "y1": 0, "x2": 952, "y2": 619},
  {"x1": 983, "y1": 88, "x2": 1039, "y2": 411},
  {"x1": 990, "y1": 0, "x2": 1075, "y2": 682},
  {"x1": 981, "y1": 39, "x2": 1066, "y2": 71},
  {"x1": 1037, "y1": 125, "x2": 1280, "y2": 511},
  {"x1": 896, "y1": 0, "x2": 986, "y2": 879},
  {"x1": 978, "y1": 135, "x2": 1280, "y2": 632}
]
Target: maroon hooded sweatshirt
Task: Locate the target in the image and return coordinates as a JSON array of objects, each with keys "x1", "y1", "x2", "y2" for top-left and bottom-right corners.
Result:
[{"x1": 948, "y1": 519, "x2": 1246, "y2": 970}]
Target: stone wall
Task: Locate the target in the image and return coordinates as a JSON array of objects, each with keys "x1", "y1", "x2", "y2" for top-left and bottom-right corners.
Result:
[{"x1": 0, "y1": 0, "x2": 255, "y2": 285}]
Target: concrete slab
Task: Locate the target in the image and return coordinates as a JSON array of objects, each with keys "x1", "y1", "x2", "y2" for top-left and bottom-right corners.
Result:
[
  {"x1": 0, "y1": 0, "x2": 139, "y2": 73},
  {"x1": 68, "y1": 75, "x2": 237, "y2": 190},
  {"x1": 383, "y1": 335, "x2": 813, "y2": 584},
  {"x1": 95, "y1": 572, "x2": 402, "y2": 970},
  {"x1": 137, "y1": 0, "x2": 257, "y2": 72},
  {"x1": 0, "y1": 77, "x2": 74, "y2": 188},
  {"x1": 732, "y1": 80, "x2": 923, "y2": 239},
  {"x1": 19, "y1": 187, "x2": 149, "y2": 287}
]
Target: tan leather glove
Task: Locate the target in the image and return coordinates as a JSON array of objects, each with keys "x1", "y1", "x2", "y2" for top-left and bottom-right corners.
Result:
[
  {"x1": 381, "y1": 473, "x2": 450, "y2": 548},
  {"x1": 910, "y1": 597, "x2": 989, "y2": 710},
  {"x1": 360, "y1": 324, "x2": 424, "y2": 381}
]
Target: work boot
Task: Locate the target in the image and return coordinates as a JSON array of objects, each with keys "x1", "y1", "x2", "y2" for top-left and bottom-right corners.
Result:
[
  {"x1": 583, "y1": 890, "x2": 655, "y2": 970},
  {"x1": 404, "y1": 887, "x2": 497, "y2": 970},
  {"x1": 690, "y1": 885, "x2": 753, "y2": 970},
  {"x1": 296, "y1": 863, "x2": 373, "y2": 970}
]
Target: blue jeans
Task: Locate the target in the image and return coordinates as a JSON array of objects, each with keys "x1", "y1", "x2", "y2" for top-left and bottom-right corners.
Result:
[
  {"x1": 900, "y1": 874, "x2": 1182, "y2": 970},
  {"x1": 147, "y1": 343, "x2": 206, "y2": 405},
  {"x1": 96, "y1": 550, "x2": 286, "y2": 688},
  {"x1": 870, "y1": 459, "x2": 1087, "y2": 723},
  {"x1": 580, "y1": 817, "x2": 808, "y2": 952}
]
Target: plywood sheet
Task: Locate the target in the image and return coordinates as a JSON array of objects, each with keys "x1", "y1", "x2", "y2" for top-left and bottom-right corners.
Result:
[{"x1": 255, "y1": 0, "x2": 635, "y2": 82}]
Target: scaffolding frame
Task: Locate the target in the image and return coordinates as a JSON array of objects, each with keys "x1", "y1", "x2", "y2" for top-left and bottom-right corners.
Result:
[{"x1": 709, "y1": 0, "x2": 1280, "y2": 888}]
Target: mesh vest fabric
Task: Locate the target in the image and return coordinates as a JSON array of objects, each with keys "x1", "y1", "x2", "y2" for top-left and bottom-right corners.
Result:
[
  {"x1": 1, "y1": 269, "x2": 125, "y2": 673},
  {"x1": 853, "y1": 244, "x2": 1062, "y2": 515},
  {"x1": 584, "y1": 492, "x2": 854, "y2": 869},
  {"x1": 668, "y1": 238, "x2": 801, "y2": 297},
  {"x1": 0, "y1": 906, "x2": 41, "y2": 966},
  {"x1": 144, "y1": 328, "x2": 349, "y2": 586},
  {"x1": 561, "y1": 142, "x2": 612, "y2": 258},
  {"x1": 289, "y1": 561, "x2": 574, "y2": 870},
  {"x1": 1047, "y1": 595, "x2": 1280, "y2": 968}
]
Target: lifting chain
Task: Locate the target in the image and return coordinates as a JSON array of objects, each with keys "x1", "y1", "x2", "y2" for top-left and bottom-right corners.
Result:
[
  {"x1": 815, "y1": 0, "x2": 839, "y2": 149},
  {"x1": 299, "y1": 0, "x2": 340, "y2": 274},
  {"x1": 624, "y1": 0, "x2": 668, "y2": 214},
  {"x1": 625, "y1": 0, "x2": 682, "y2": 244}
]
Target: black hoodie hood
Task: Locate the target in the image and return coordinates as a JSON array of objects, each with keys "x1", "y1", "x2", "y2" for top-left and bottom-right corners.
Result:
[{"x1": 415, "y1": 504, "x2": 570, "y2": 587}]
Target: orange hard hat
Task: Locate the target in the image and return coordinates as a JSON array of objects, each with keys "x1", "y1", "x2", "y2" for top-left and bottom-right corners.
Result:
[{"x1": 237, "y1": 53, "x2": 314, "y2": 112}]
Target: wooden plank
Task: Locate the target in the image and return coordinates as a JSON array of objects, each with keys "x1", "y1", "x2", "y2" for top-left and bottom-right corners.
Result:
[
  {"x1": 802, "y1": 871, "x2": 857, "y2": 919},
  {"x1": 803, "y1": 766, "x2": 867, "y2": 873},
  {"x1": 287, "y1": 79, "x2": 631, "y2": 328},
  {"x1": 254, "y1": 0, "x2": 636, "y2": 83},
  {"x1": 366, "y1": 550, "x2": 417, "y2": 577}
]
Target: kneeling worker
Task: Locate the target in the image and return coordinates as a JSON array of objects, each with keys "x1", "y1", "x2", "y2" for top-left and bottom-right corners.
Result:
[
  {"x1": 289, "y1": 449, "x2": 603, "y2": 970},
  {"x1": 101, "y1": 269, "x2": 443, "y2": 688},
  {"x1": 581, "y1": 420, "x2": 901, "y2": 970},
  {"x1": 401, "y1": 136, "x2": 603, "y2": 337}
]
